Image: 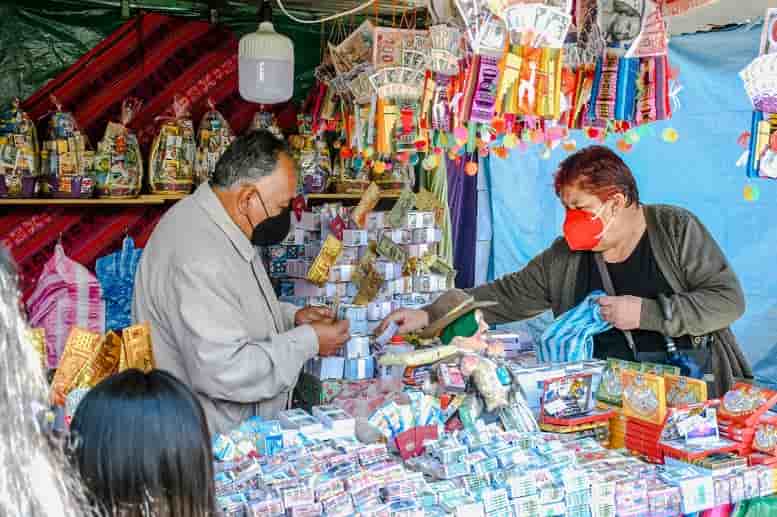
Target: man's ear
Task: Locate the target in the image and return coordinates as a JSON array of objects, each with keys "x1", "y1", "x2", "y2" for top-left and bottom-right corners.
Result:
[{"x1": 235, "y1": 184, "x2": 256, "y2": 213}]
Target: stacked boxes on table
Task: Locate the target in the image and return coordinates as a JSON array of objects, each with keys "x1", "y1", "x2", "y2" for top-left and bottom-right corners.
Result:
[
  {"x1": 717, "y1": 384, "x2": 777, "y2": 461},
  {"x1": 213, "y1": 409, "x2": 777, "y2": 517},
  {"x1": 264, "y1": 204, "x2": 447, "y2": 392},
  {"x1": 265, "y1": 206, "x2": 445, "y2": 313}
]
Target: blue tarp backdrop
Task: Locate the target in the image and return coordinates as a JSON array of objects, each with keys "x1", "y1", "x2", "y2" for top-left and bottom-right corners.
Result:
[{"x1": 483, "y1": 25, "x2": 777, "y2": 387}]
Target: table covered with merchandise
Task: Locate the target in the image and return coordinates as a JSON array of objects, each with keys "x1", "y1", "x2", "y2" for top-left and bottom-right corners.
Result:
[
  {"x1": 42, "y1": 317, "x2": 777, "y2": 517},
  {"x1": 202, "y1": 186, "x2": 777, "y2": 517},
  {"x1": 212, "y1": 332, "x2": 777, "y2": 517}
]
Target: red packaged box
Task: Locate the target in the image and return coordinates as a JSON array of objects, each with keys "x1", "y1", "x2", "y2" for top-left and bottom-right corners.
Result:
[{"x1": 718, "y1": 383, "x2": 777, "y2": 428}]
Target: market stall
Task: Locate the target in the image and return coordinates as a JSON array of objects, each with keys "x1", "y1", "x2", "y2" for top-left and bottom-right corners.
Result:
[{"x1": 4, "y1": 0, "x2": 777, "y2": 516}]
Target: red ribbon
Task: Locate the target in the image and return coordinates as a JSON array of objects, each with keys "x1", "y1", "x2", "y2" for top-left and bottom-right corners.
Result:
[{"x1": 292, "y1": 194, "x2": 306, "y2": 222}]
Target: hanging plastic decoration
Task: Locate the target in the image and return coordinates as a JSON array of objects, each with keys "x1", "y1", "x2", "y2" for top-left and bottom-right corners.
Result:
[
  {"x1": 744, "y1": 183, "x2": 761, "y2": 202},
  {"x1": 293, "y1": 0, "x2": 713, "y2": 198},
  {"x1": 740, "y1": 31, "x2": 777, "y2": 178},
  {"x1": 661, "y1": 127, "x2": 679, "y2": 143}
]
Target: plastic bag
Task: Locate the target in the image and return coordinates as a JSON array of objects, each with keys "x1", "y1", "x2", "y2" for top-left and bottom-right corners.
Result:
[
  {"x1": 539, "y1": 290, "x2": 611, "y2": 363},
  {"x1": 471, "y1": 357, "x2": 509, "y2": 412},
  {"x1": 300, "y1": 139, "x2": 330, "y2": 194},
  {"x1": 250, "y1": 111, "x2": 284, "y2": 140},
  {"x1": 95, "y1": 236, "x2": 142, "y2": 332},
  {"x1": 94, "y1": 98, "x2": 143, "y2": 197},
  {"x1": 194, "y1": 99, "x2": 234, "y2": 185},
  {"x1": 40, "y1": 96, "x2": 95, "y2": 198},
  {"x1": 148, "y1": 95, "x2": 196, "y2": 194},
  {"x1": 0, "y1": 98, "x2": 39, "y2": 197},
  {"x1": 27, "y1": 244, "x2": 105, "y2": 368}
]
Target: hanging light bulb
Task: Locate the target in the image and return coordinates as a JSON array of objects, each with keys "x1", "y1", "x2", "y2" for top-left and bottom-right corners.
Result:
[{"x1": 239, "y1": 0, "x2": 295, "y2": 104}]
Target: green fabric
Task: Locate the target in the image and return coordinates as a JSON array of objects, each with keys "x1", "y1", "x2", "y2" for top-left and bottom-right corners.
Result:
[
  {"x1": 440, "y1": 311, "x2": 479, "y2": 345},
  {"x1": 0, "y1": 0, "x2": 332, "y2": 107},
  {"x1": 732, "y1": 496, "x2": 777, "y2": 517}
]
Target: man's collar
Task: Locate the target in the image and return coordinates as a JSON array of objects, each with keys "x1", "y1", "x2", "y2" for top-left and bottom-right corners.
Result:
[{"x1": 193, "y1": 183, "x2": 256, "y2": 263}]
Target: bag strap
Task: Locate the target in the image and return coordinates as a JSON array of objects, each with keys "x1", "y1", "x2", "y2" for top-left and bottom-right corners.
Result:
[{"x1": 594, "y1": 253, "x2": 637, "y2": 355}]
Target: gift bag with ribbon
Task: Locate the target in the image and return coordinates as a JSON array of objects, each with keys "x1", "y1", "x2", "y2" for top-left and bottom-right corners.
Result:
[
  {"x1": 93, "y1": 98, "x2": 144, "y2": 198},
  {"x1": 27, "y1": 244, "x2": 105, "y2": 368},
  {"x1": 96, "y1": 236, "x2": 142, "y2": 332},
  {"x1": 148, "y1": 95, "x2": 196, "y2": 194}
]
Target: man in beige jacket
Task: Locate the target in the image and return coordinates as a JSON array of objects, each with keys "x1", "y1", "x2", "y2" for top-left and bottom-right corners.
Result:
[{"x1": 133, "y1": 130, "x2": 349, "y2": 435}]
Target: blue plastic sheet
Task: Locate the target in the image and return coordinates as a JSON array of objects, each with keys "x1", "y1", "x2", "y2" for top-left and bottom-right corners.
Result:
[{"x1": 485, "y1": 25, "x2": 777, "y2": 385}]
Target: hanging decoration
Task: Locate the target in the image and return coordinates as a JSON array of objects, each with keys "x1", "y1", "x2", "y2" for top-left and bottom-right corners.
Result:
[
  {"x1": 296, "y1": 0, "x2": 697, "y2": 196},
  {"x1": 739, "y1": 10, "x2": 777, "y2": 179}
]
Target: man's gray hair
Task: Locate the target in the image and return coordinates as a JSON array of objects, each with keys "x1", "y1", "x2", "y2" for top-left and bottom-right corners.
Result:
[{"x1": 211, "y1": 129, "x2": 289, "y2": 189}]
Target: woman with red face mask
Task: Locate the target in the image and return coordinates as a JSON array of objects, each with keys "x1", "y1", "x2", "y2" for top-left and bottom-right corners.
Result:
[{"x1": 378, "y1": 145, "x2": 751, "y2": 396}]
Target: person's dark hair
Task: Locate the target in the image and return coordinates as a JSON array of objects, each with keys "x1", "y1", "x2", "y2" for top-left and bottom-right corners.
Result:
[
  {"x1": 553, "y1": 145, "x2": 640, "y2": 206},
  {"x1": 70, "y1": 369, "x2": 215, "y2": 517},
  {"x1": 211, "y1": 129, "x2": 289, "y2": 189}
]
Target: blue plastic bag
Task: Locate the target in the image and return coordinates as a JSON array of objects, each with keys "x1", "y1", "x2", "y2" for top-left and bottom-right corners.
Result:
[{"x1": 539, "y1": 290, "x2": 612, "y2": 363}]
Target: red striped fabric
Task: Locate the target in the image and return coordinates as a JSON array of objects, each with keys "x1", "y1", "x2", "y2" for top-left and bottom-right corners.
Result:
[{"x1": 6, "y1": 12, "x2": 288, "y2": 304}]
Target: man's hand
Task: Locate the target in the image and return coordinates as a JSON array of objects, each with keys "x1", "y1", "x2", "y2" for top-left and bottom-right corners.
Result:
[
  {"x1": 311, "y1": 319, "x2": 350, "y2": 356},
  {"x1": 295, "y1": 306, "x2": 335, "y2": 326},
  {"x1": 597, "y1": 295, "x2": 642, "y2": 330},
  {"x1": 376, "y1": 309, "x2": 430, "y2": 335}
]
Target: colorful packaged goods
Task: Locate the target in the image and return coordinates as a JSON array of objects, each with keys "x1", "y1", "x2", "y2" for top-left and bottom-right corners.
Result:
[
  {"x1": 93, "y1": 98, "x2": 143, "y2": 197},
  {"x1": 250, "y1": 111, "x2": 284, "y2": 140},
  {"x1": 194, "y1": 101, "x2": 234, "y2": 185},
  {"x1": 40, "y1": 97, "x2": 95, "y2": 197},
  {"x1": 120, "y1": 322, "x2": 156, "y2": 373},
  {"x1": 50, "y1": 328, "x2": 102, "y2": 406},
  {"x1": 719, "y1": 383, "x2": 777, "y2": 427},
  {"x1": 298, "y1": 138, "x2": 330, "y2": 194},
  {"x1": 148, "y1": 95, "x2": 196, "y2": 194},
  {"x1": 0, "y1": 98, "x2": 39, "y2": 197}
]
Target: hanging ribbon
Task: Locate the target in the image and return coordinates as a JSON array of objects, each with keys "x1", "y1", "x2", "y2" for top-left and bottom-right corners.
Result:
[
  {"x1": 668, "y1": 80, "x2": 683, "y2": 113},
  {"x1": 461, "y1": 55, "x2": 480, "y2": 122},
  {"x1": 400, "y1": 105, "x2": 414, "y2": 134},
  {"x1": 367, "y1": 94, "x2": 377, "y2": 146}
]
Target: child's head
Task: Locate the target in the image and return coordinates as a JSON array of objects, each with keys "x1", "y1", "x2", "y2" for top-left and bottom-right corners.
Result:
[{"x1": 70, "y1": 369, "x2": 214, "y2": 517}]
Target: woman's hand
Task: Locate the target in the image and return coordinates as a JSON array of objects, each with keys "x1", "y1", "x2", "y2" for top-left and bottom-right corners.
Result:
[
  {"x1": 598, "y1": 295, "x2": 642, "y2": 330},
  {"x1": 376, "y1": 309, "x2": 430, "y2": 335}
]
